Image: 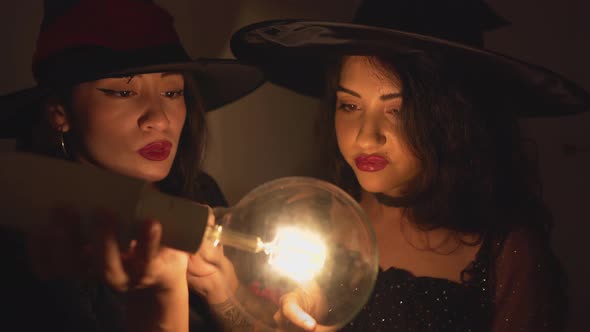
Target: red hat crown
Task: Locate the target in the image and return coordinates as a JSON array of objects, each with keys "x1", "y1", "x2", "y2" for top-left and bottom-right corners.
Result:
[{"x1": 33, "y1": 0, "x2": 187, "y2": 84}]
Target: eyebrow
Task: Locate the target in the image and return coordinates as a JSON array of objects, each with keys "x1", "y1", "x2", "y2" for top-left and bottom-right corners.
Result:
[{"x1": 337, "y1": 85, "x2": 401, "y2": 101}]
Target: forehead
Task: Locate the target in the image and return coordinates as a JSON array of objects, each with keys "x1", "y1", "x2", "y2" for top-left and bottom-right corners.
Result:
[{"x1": 339, "y1": 56, "x2": 401, "y2": 91}]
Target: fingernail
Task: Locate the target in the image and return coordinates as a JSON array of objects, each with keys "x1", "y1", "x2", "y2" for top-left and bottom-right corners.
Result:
[
  {"x1": 148, "y1": 220, "x2": 161, "y2": 236},
  {"x1": 303, "y1": 317, "x2": 315, "y2": 329}
]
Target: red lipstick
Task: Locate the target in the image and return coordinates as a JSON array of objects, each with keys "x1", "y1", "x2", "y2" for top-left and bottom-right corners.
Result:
[
  {"x1": 138, "y1": 140, "x2": 172, "y2": 161},
  {"x1": 354, "y1": 154, "x2": 389, "y2": 172}
]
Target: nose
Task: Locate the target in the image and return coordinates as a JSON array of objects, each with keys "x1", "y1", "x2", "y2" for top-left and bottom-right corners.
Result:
[
  {"x1": 355, "y1": 113, "x2": 386, "y2": 149},
  {"x1": 138, "y1": 97, "x2": 170, "y2": 132}
]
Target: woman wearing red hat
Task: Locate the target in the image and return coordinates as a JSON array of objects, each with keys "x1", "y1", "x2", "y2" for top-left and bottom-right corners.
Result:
[
  {"x1": 231, "y1": 0, "x2": 589, "y2": 331},
  {"x1": 1, "y1": 0, "x2": 262, "y2": 331}
]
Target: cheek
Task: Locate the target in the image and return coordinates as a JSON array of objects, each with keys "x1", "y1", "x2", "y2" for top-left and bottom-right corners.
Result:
[
  {"x1": 394, "y1": 144, "x2": 422, "y2": 179},
  {"x1": 75, "y1": 107, "x2": 136, "y2": 154},
  {"x1": 334, "y1": 116, "x2": 355, "y2": 148},
  {"x1": 163, "y1": 101, "x2": 187, "y2": 139},
  {"x1": 407, "y1": 155, "x2": 422, "y2": 178},
  {"x1": 86, "y1": 109, "x2": 134, "y2": 136},
  {"x1": 172, "y1": 105, "x2": 187, "y2": 135}
]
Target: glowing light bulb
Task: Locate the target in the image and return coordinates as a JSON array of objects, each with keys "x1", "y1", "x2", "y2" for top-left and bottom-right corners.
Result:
[
  {"x1": 205, "y1": 225, "x2": 327, "y2": 283},
  {"x1": 267, "y1": 227, "x2": 327, "y2": 282},
  {"x1": 206, "y1": 176, "x2": 378, "y2": 331}
]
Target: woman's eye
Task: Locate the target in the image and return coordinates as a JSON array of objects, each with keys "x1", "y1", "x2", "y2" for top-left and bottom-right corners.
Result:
[
  {"x1": 162, "y1": 90, "x2": 184, "y2": 98},
  {"x1": 118, "y1": 91, "x2": 134, "y2": 97},
  {"x1": 337, "y1": 102, "x2": 359, "y2": 112},
  {"x1": 97, "y1": 88, "x2": 136, "y2": 97},
  {"x1": 386, "y1": 108, "x2": 400, "y2": 115}
]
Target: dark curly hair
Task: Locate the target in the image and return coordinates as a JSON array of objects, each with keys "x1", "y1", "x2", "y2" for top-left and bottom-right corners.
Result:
[{"x1": 318, "y1": 52, "x2": 553, "y2": 236}]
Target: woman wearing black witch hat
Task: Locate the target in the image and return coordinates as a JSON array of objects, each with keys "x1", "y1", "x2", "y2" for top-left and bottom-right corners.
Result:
[
  {"x1": 0, "y1": 0, "x2": 262, "y2": 331},
  {"x1": 231, "y1": 0, "x2": 589, "y2": 331}
]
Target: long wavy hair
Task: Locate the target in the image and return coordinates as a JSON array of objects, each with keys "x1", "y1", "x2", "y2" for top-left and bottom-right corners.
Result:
[
  {"x1": 156, "y1": 73, "x2": 209, "y2": 200},
  {"x1": 319, "y1": 53, "x2": 553, "y2": 236},
  {"x1": 17, "y1": 71, "x2": 208, "y2": 200}
]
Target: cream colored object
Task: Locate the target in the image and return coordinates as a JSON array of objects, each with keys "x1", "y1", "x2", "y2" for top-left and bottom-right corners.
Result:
[{"x1": 0, "y1": 152, "x2": 209, "y2": 253}]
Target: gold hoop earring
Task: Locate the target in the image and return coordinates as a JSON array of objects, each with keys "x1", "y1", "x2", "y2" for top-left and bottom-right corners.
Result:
[{"x1": 58, "y1": 128, "x2": 69, "y2": 159}]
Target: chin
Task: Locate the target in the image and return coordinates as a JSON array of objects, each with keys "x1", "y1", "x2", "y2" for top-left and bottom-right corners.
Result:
[
  {"x1": 355, "y1": 174, "x2": 389, "y2": 193},
  {"x1": 141, "y1": 170, "x2": 170, "y2": 183},
  {"x1": 360, "y1": 184, "x2": 391, "y2": 194},
  {"x1": 135, "y1": 158, "x2": 175, "y2": 182},
  {"x1": 120, "y1": 164, "x2": 170, "y2": 183},
  {"x1": 354, "y1": 172, "x2": 408, "y2": 196}
]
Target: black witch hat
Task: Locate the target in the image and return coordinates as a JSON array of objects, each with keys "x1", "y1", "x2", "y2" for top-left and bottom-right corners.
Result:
[
  {"x1": 1, "y1": 0, "x2": 265, "y2": 137},
  {"x1": 231, "y1": 0, "x2": 589, "y2": 117}
]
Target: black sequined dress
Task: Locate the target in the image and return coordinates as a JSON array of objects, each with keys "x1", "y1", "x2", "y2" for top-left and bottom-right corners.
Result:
[
  {"x1": 340, "y1": 226, "x2": 567, "y2": 332},
  {"x1": 342, "y1": 233, "x2": 494, "y2": 332}
]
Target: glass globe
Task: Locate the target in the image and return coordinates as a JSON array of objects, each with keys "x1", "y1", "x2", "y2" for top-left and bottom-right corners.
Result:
[{"x1": 208, "y1": 177, "x2": 378, "y2": 331}]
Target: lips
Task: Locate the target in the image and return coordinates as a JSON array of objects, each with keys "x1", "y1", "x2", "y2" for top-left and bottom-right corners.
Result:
[
  {"x1": 354, "y1": 154, "x2": 389, "y2": 172},
  {"x1": 138, "y1": 140, "x2": 172, "y2": 161}
]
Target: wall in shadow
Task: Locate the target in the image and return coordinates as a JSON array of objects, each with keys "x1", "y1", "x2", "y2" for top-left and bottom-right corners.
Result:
[
  {"x1": 200, "y1": 0, "x2": 362, "y2": 204},
  {"x1": 486, "y1": 1, "x2": 590, "y2": 331},
  {"x1": 0, "y1": 1, "x2": 42, "y2": 94}
]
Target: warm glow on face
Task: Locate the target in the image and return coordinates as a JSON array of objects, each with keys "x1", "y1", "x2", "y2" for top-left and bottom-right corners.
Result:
[
  {"x1": 335, "y1": 56, "x2": 421, "y2": 197},
  {"x1": 267, "y1": 227, "x2": 327, "y2": 282},
  {"x1": 69, "y1": 73, "x2": 186, "y2": 183}
]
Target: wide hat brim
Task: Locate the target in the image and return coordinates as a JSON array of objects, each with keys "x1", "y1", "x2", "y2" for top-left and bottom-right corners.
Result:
[
  {"x1": 0, "y1": 58, "x2": 264, "y2": 138},
  {"x1": 231, "y1": 19, "x2": 590, "y2": 117}
]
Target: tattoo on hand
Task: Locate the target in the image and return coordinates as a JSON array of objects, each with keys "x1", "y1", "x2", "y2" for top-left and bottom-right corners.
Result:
[
  {"x1": 213, "y1": 298, "x2": 253, "y2": 329},
  {"x1": 211, "y1": 284, "x2": 278, "y2": 331}
]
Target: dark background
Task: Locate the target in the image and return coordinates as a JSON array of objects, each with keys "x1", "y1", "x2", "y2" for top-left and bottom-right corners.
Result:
[{"x1": 1, "y1": 1, "x2": 588, "y2": 330}]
